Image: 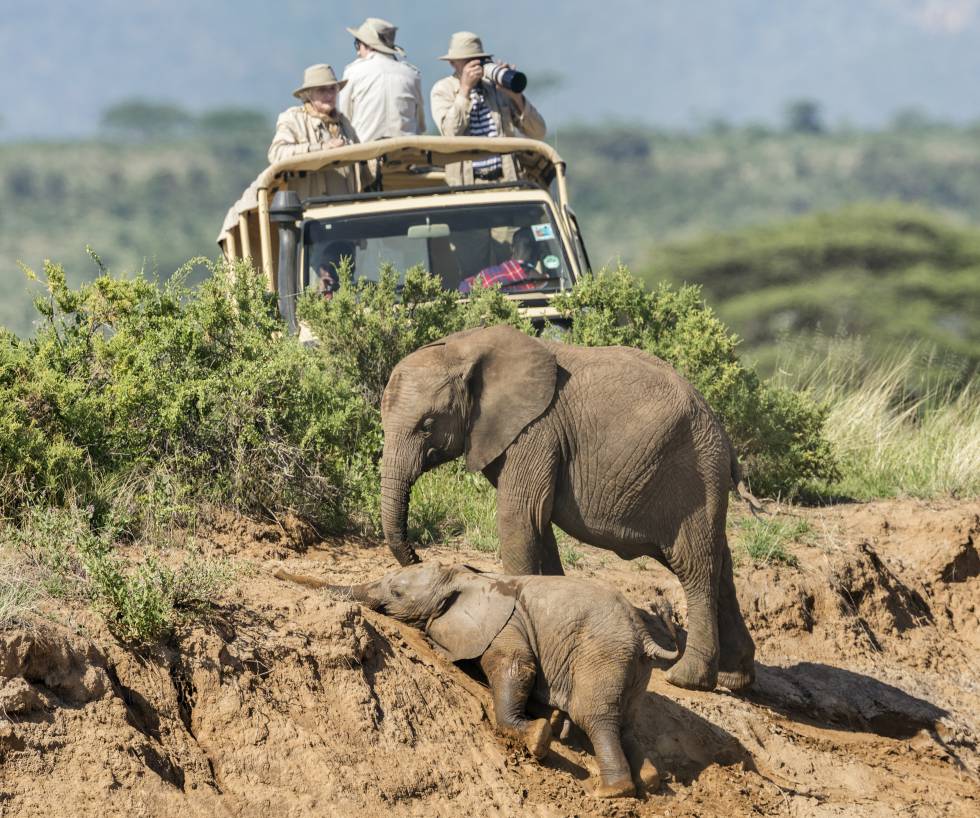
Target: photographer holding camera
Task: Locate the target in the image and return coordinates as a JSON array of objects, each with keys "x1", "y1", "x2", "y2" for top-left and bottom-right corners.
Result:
[{"x1": 430, "y1": 31, "x2": 546, "y2": 186}]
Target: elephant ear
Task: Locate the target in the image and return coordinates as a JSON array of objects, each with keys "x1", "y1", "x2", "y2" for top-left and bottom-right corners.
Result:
[
  {"x1": 425, "y1": 568, "x2": 517, "y2": 661},
  {"x1": 444, "y1": 325, "x2": 557, "y2": 473}
]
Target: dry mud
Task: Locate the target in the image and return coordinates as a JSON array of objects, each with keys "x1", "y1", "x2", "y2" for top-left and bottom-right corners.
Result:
[{"x1": 2, "y1": 498, "x2": 978, "y2": 817}]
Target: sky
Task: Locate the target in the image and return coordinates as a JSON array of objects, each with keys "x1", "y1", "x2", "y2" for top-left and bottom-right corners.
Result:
[{"x1": 3, "y1": 0, "x2": 980, "y2": 139}]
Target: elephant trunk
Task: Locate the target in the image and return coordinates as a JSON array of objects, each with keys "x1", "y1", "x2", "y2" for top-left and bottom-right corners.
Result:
[
  {"x1": 320, "y1": 581, "x2": 384, "y2": 611},
  {"x1": 271, "y1": 570, "x2": 383, "y2": 609},
  {"x1": 380, "y1": 449, "x2": 421, "y2": 566}
]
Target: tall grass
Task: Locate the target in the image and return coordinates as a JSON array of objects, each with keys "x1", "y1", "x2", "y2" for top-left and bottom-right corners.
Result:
[{"x1": 777, "y1": 340, "x2": 980, "y2": 499}]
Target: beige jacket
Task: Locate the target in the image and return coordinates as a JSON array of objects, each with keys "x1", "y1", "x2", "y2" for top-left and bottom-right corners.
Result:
[
  {"x1": 268, "y1": 106, "x2": 361, "y2": 198},
  {"x1": 430, "y1": 75, "x2": 547, "y2": 186},
  {"x1": 339, "y1": 52, "x2": 426, "y2": 141}
]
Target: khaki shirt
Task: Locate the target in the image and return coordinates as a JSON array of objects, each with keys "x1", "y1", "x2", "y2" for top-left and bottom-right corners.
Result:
[
  {"x1": 430, "y1": 75, "x2": 547, "y2": 186},
  {"x1": 339, "y1": 52, "x2": 426, "y2": 142},
  {"x1": 268, "y1": 106, "x2": 361, "y2": 198}
]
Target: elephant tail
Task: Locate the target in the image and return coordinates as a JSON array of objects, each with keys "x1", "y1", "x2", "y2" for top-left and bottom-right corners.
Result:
[{"x1": 629, "y1": 606, "x2": 679, "y2": 662}]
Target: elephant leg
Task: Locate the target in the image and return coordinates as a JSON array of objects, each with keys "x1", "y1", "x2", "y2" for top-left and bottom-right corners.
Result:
[
  {"x1": 495, "y1": 445, "x2": 562, "y2": 576},
  {"x1": 716, "y1": 543, "x2": 756, "y2": 691},
  {"x1": 664, "y1": 520, "x2": 721, "y2": 691},
  {"x1": 569, "y1": 670, "x2": 635, "y2": 797},
  {"x1": 622, "y1": 729, "x2": 661, "y2": 793},
  {"x1": 583, "y1": 719, "x2": 635, "y2": 798},
  {"x1": 480, "y1": 627, "x2": 552, "y2": 759}
]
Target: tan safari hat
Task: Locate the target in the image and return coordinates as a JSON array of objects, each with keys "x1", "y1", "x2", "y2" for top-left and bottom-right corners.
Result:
[
  {"x1": 292, "y1": 64, "x2": 347, "y2": 98},
  {"x1": 347, "y1": 17, "x2": 404, "y2": 56},
  {"x1": 439, "y1": 31, "x2": 491, "y2": 61}
]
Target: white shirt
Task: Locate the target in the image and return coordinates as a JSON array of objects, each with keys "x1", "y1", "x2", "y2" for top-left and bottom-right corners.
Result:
[{"x1": 339, "y1": 51, "x2": 426, "y2": 142}]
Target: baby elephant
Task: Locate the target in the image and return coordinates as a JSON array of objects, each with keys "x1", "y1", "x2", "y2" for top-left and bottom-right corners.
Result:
[{"x1": 313, "y1": 562, "x2": 677, "y2": 798}]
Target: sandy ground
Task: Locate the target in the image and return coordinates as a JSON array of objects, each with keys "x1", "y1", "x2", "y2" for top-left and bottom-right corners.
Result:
[{"x1": 1, "y1": 498, "x2": 978, "y2": 817}]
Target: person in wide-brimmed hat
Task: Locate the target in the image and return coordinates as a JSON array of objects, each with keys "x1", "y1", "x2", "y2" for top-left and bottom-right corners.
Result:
[
  {"x1": 339, "y1": 17, "x2": 425, "y2": 142},
  {"x1": 430, "y1": 32, "x2": 546, "y2": 187},
  {"x1": 268, "y1": 63, "x2": 361, "y2": 197}
]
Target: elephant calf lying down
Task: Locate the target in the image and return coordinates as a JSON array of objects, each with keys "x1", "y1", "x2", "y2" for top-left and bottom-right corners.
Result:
[{"x1": 278, "y1": 562, "x2": 678, "y2": 799}]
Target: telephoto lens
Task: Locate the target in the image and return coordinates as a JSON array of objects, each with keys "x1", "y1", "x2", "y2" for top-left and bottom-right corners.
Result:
[{"x1": 483, "y1": 62, "x2": 528, "y2": 93}]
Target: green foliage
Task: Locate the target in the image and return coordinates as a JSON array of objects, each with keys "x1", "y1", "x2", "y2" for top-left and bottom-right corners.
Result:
[
  {"x1": 2, "y1": 505, "x2": 231, "y2": 642},
  {"x1": 80, "y1": 538, "x2": 231, "y2": 643},
  {"x1": 552, "y1": 266, "x2": 838, "y2": 495},
  {"x1": 642, "y1": 204, "x2": 980, "y2": 385},
  {"x1": 731, "y1": 515, "x2": 807, "y2": 567},
  {"x1": 407, "y1": 462, "x2": 498, "y2": 553},
  {"x1": 0, "y1": 259, "x2": 379, "y2": 532},
  {"x1": 559, "y1": 541, "x2": 585, "y2": 569}
]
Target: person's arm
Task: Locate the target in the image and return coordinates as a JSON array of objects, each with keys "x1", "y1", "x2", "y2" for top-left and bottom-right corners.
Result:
[
  {"x1": 510, "y1": 94, "x2": 546, "y2": 139},
  {"x1": 431, "y1": 77, "x2": 471, "y2": 136},
  {"x1": 268, "y1": 111, "x2": 314, "y2": 163},
  {"x1": 414, "y1": 72, "x2": 427, "y2": 134}
]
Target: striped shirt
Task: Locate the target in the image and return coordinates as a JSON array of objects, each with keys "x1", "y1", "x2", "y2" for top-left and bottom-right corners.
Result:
[{"x1": 468, "y1": 86, "x2": 503, "y2": 177}]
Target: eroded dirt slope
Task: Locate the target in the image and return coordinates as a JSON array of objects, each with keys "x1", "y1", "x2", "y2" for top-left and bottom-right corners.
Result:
[{"x1": 2, "y1": 499, "x2": 978, "y2": 817}]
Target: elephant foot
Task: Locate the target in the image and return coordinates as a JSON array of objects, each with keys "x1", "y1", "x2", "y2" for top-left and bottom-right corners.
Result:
[
  {"x1": 524, "y1": 718, "x2": 552, "y2": 760},
  {"x1": 593, "y1": 775, "x2": 636, "y2": 799},
  {"x1": 665, "y1": 653, "x2": 717, "y2": 691},
  {"x1": 635, "y1": 758, "x2": 661, "y2": 792},
  {"x1": 717, "y1": 667, "x2": 755, "y2": 692}
]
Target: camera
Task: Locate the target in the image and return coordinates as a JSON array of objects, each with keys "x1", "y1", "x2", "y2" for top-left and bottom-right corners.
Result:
[{"x1": 482, "y1": 61, "x2": 527, "y2": 94}]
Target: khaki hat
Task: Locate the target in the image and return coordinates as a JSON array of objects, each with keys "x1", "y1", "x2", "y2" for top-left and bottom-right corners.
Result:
[
  {"x1": 347, "y1": 17, "x2": 404, "y2": 56},
  {"x1": 292, "y1": 64, "x2": 347, "y2": 98},
  {"x1": 439, "y1": 31, "x2": 491, "y2": 61}
]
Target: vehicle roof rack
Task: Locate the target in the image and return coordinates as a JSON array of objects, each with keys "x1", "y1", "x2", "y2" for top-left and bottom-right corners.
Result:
[{"x1": 302, "y1": 180, "x2": 540, "y2": 208}]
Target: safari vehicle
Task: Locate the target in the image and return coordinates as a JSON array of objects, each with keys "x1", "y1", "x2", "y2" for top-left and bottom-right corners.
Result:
[{"x1": 217, "y1": 136, "x2": 592, "y2": 332}]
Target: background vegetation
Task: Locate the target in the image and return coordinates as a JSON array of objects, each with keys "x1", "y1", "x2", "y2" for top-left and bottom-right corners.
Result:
[
  {"x1": 3, "y1": 108, "x2": 980, "y2": 385},
  {"x1": 2, "y1": 104, "x2": 979, "y2": 640}
]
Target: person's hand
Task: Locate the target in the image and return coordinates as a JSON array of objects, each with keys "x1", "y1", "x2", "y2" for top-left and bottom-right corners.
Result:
[
  {"x1": 319, "y1": 267, "x2": 336, "y2": 295},
  {"x1": 326, "y1": 137, "x2": 346, "y2": 149},
  {"x1": 459, "y1": 59, "x2": 483, "y2": 94}
]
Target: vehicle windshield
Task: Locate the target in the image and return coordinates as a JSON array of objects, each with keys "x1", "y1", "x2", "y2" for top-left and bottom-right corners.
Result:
[{"x1": 303, "y1": 201, "x2": 573, "y2": 296}]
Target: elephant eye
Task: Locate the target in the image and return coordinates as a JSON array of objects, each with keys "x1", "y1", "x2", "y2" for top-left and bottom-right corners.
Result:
[
  {"x1": 421, "y1": 417, "x2": 435, "y2": 433},
  {"x1": 390, "y1": 587, "x2": 404, "y2": 599}
]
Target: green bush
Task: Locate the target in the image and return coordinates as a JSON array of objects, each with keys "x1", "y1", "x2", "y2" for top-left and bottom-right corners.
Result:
[
  {"x1": 2, "y1": 259, "x2": 836, "y2": 545},
  {"x1": 0, "y1": 258, "x2": 379, "y2": 532}
]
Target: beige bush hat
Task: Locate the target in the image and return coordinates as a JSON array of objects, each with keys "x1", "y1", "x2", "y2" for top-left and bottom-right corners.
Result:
[
  {"x1": 347, "y1": 17, "x2": 404, "y2": 56},
  {"x1": 292, "y1": 64, "x2": 347, "y2": 98},
  {"x1": 439, "y1": 31, "x2": 491, "y2": 61}
]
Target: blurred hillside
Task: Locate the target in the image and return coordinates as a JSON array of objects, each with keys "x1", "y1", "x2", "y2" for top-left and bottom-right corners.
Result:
[
  {"x1": 641, "y1": 203, "x2": 980, "y2": 381},
  {"x1": 3, "y1": 113, "x2": 980, "y2": 378}
]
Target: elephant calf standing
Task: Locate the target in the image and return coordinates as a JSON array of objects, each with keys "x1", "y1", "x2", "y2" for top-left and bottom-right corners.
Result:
[
  {"x1": 379, "y1": 325, "x2": 757, "y2": 692},
  {"x1": 308, "y1": 562, "x2": 677, "y2": 799}
]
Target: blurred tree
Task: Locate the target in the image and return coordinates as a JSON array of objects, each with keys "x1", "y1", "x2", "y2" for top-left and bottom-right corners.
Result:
[
  {"x1": 705, "y1": 116, "x2": 732, "y2": 136},
  {"x1": 784, "y1": 99, "x2": 824, "y2": 134},
  {"x1": 6, "y1": 167, "x2": 37, "y2": 197},
  {"x1": 197, "y1": 107, "x2": 269, "y2": 137},
  {"x1": 891, "y1": 107, "x2": 939, "y2": 131},
  {"x1": 101, "y1": 99, "x2": 193, "y2": 140}
]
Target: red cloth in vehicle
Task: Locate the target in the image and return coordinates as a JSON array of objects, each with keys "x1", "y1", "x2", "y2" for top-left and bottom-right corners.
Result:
[{"x1": 459, "y1": 259, "x2": 539, "y2": 293}]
